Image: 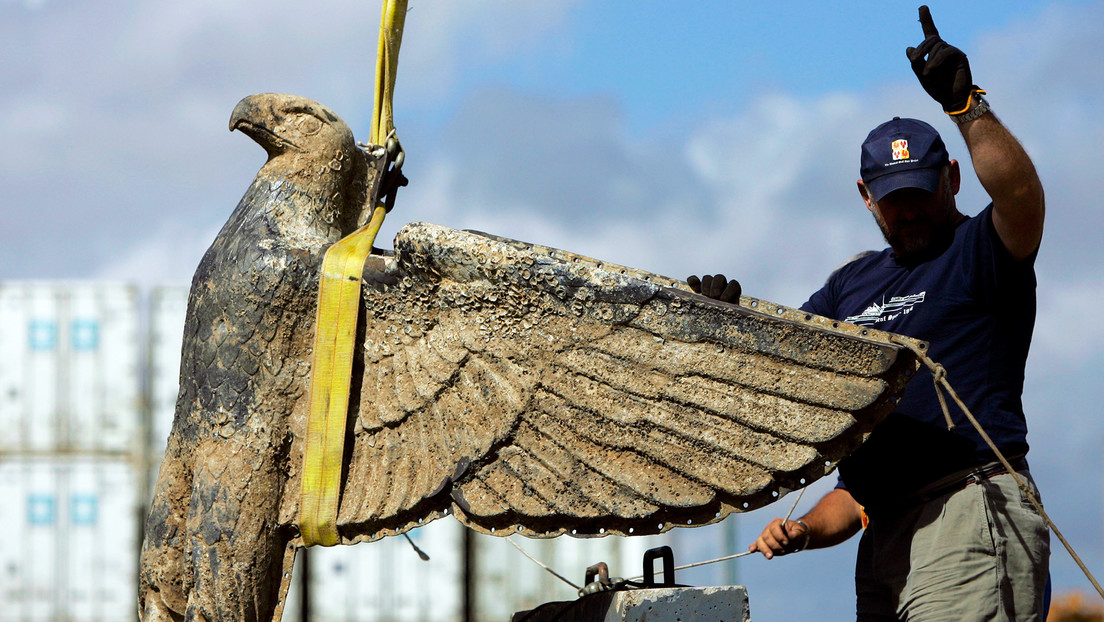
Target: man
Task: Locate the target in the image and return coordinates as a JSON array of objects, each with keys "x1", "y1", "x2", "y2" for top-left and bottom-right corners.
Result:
[{"x1": 691, "y1": 7, "x2": 1049, "y2": 621}]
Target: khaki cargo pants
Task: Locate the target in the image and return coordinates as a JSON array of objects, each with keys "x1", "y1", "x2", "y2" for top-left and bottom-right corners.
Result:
[{"x1": 855, "y1": 470, "x2": 1050, "y2": 621}]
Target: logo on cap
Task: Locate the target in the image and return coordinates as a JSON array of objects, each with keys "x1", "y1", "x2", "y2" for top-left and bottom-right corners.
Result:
[{"x1": 891, "y1": 139, "x2": 910, "y2": 161}]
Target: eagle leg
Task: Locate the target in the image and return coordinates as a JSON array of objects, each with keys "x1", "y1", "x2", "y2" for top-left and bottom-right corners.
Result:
[
  {"x1": 139, "y1": 434, "x2": 192, "y2": 621},
  {"x1": 181, "y1": 440, "x2": 291, "y2": 622}
]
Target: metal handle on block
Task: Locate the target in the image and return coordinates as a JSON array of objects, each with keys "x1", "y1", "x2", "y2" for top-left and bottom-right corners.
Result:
[{"x1": 642, "y1": 546, "x2": 675, "y2": 588}]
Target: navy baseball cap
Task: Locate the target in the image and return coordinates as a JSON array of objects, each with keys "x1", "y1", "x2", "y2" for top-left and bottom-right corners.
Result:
[{"x1": 860, "y1": 117, "x2": 950, "y2": 201}]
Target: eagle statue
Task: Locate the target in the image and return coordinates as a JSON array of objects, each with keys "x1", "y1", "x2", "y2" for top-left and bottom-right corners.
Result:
[{"x1": 139, "y1": 93, "x2": 922, "y2": 621}]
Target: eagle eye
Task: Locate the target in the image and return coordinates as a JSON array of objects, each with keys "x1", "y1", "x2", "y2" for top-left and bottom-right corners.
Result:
[{"x1": 296, "y1": 115, "x2": 323, "y2": 136}]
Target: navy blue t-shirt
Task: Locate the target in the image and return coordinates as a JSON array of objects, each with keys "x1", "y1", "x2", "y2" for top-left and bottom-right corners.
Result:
[{"x1": 801, "y1": 205, "x2": 1037, "y2": 509}]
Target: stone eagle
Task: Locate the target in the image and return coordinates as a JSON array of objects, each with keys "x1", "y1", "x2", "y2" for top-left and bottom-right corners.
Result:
[{"x1": 139, "y1": 93, "x2": 921, "y2": 621}]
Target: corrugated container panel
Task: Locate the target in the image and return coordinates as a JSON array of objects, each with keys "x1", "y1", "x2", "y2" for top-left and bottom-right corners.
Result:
[
  {"x1": 146, "y1": 287, "x2": 188, "y2": 493},
  {"x1": 309, "y1": 517, "x2": 465, "y2": 622},
  {"x1": 279, "y1": 549, "x2": 304, "y2": 622},
  {"x1": 0, "y1": 282, "x2": 140, "y2": 455},
  {"x1": 0, "y1": 286, "x2": 56, "y2": 451},
  {"x1": 69, "y1": 284, "x2": 141, "y2": 453},
  {"x1": 0, "y1": 456, "x2": 140, "y2": 622},
  {"x1": 472, "y1": 532, "x2": 670, "y2": 621}
]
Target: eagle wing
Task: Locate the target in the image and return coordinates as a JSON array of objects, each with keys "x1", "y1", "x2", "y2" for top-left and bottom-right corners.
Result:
[{"x1": 334, "y1": 223, "x2": 920, "y2": 543}]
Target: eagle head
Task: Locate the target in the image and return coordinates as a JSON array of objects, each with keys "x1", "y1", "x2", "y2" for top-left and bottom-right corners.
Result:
[
  {"x1": 230, "y1": 93, "x2": 354, "y2": 159},
  {"x1": 230, "y1": 93, "x2": 369, "y2": 232}
]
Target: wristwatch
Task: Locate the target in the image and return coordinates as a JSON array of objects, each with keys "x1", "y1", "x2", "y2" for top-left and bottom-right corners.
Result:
[
  {"x1": 950, "y1": 93, "x2": 990, "y2": 125},
  {"x1": 791, "y1": 519, "x2": 811, "y2": 552}
]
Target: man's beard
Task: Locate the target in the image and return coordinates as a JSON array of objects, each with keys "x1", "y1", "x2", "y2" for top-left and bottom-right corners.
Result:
[{"x1": 873, "y1": 209, "x2": 956, "y2": 265}]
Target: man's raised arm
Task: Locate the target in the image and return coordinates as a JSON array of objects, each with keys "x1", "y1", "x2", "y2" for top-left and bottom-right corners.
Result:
[{"x1": 907, "y1": 5, "x2": 1045, "y2": 260}]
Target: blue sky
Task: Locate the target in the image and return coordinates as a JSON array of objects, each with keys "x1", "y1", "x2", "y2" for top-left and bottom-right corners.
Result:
[
  {"x1": 2, "y1": 0, "x2": 1102, "y2": 618},
  {"x1": 395, "y1": 1, "x2": 1092, "y2": 132}
]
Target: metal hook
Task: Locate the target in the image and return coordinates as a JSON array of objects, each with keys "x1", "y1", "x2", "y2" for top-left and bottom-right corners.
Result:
[{"x1": 379, "y1": 132, "x2": 408, "y2": 213}]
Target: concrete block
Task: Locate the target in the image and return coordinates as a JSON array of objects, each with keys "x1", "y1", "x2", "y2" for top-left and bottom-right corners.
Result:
[{"x1": 511, "y1": 585, "x2": 751, "y2": 622}]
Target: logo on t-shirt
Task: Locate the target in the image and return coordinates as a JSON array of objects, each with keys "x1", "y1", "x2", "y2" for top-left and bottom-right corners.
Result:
[
  {"x1": 845, "y1": 291, "x2": 926, "y2": 326},
  {"x1": 891, "y1": 139, "x2": 910, "y2": 161}
]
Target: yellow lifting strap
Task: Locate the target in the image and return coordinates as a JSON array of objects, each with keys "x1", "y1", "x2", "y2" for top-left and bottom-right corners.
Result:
[
  {"x1": 299, "y1": 0, "x2": 407, "y2": 547},
  {"x1": 372, "y1": 0, "x2": 407, "y2": 147}
]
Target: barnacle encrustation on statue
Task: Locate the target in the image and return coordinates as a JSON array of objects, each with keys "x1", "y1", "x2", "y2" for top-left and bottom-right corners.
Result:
[{"x1": 138, "y1": 92, "x2": 923, "y2": 622}]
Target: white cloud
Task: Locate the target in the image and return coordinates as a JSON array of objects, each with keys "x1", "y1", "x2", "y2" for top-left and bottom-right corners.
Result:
[
  {"x1": 88, "y1": 0, "x2": 1104, "y2": 331},
  {"x1": 0, "y1": 0, "x2": 582, "y2": 279},
  {"x1": 394, "y1": 1, "x2": 1104, "y2": 336},
  {"x1": 1033, "y1": 273, "x2": 1104, "y2": 361},
  {"x1": 53, "y1": 0, "x2": 1101, "y2": 360},
  {"x1": 94, "y1": 222, "x2": 218, "y2": 289},
  {"x1": 397, "y1": 87, "x2": 903, "y2": 307},
  {"x1": 2, "y1": 98, "x2": 68, "y2": 137}
]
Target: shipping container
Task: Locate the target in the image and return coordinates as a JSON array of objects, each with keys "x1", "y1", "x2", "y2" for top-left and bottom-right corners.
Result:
[
  {"x1": 0, "y1": 283, "x2": 140, "y2": 455},
  {"x1": 145, "y1": 287, "x2": 188, "y2": 495},
  {"x1": 0, "y1": 456, "x2": 140, "y2": 622}
]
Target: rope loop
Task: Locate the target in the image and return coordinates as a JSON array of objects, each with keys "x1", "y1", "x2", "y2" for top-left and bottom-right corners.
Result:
[
  {"x1": 929, "y1": 363, "x2": 947, "y2": 382},
  {"x1": 923, "y1": 361, "x2": 956, "y2": 429}
]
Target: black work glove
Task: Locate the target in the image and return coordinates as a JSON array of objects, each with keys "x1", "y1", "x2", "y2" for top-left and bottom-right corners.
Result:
[
  {"x1": 687, "y1": 274, "x2": 742, "y2": 304},
  {"x1": 905, "y1": 6, "x2": 981, "y2": 113}
]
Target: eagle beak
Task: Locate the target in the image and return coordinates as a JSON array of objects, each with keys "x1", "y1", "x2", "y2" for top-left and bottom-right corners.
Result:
[
  {"x1": 229, "y1": 93, "x2": 303, "y2": 155},
  {"x1": 229, "y1": 95, "x2": 265, "y2": 133}
]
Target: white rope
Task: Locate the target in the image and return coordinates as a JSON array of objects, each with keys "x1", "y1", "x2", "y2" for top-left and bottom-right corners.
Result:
[
  {"x1": 506, "y1": 524, "x2": 764, "y2": 586},
  {"x1": 506, "y1": 536, "x2": 581, "y2": 591},
  {"x1": 891, "y1": 336, "x2": 1104, "y2": 601},
  {"x1": 779, "y1": 484, "x2": 810, "y2": 551},
  {"x1": 625, "y1": 549, "x2": 756, "y2": 581},
  {"x1": 624, "y1": 486, "x2": 812, "y2": 580},
  {"x1": 510, "y1": 484, "x2": 816, "y2": 585},
  {"x1": 782, "y1": 485, "x2": 807, "y2": 525}
]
